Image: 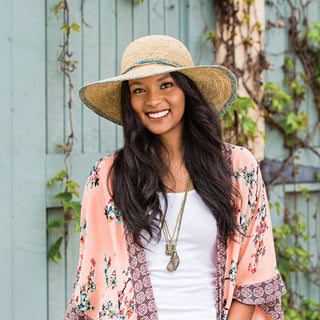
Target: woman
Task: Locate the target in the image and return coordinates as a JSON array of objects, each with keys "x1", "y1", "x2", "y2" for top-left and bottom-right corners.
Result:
[{"x1": 65, "y1": 35, "x2": 285, "y2": 320}]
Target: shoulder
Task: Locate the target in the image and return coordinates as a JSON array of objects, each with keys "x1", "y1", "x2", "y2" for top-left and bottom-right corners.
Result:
[
  {"x1": 226, "y1": 143, "x2": 259, "y2": 171},
  {"x1": 85, "y1": 153, "x2": 115, "y2": 191}
]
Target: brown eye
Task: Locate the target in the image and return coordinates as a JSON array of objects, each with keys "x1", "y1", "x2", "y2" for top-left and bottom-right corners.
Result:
[
  {"x1": 161, "y1": 82, "x2": 174, "y2": 89},
  {"x1": 132, "y1": 88, "x2": 145, "y2": 94}
]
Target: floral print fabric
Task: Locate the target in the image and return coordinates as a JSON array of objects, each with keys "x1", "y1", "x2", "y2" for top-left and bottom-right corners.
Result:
[{"x1": 65, "y1": 145, "x2": 285, "y2": 320}]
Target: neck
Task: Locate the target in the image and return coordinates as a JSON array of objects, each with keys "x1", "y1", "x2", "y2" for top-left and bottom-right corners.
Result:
[
  {"x1": 158, "y1": 131, "x2": 191, "y2": 193},
  {"x1": 159, "y1": 133, "x2": 184, "y2": 165}
]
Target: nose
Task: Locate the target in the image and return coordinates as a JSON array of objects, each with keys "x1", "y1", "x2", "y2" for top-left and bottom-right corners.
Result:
[{"x1": 146, "y1": 88, "x2": 163, "y2": 107}]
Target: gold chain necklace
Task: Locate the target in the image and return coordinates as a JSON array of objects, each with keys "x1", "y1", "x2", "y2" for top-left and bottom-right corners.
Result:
[{"x1": 161, "y1": 175, "x2": 191, "y2": 272}]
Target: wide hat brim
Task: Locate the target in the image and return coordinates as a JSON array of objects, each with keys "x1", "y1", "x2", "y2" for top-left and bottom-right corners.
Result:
[{"x1": 79, "y1": 64, "x2": 238, "y2": 125}]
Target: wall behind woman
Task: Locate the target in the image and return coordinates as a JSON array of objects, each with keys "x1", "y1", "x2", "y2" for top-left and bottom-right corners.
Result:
[{"x1": 0, "y1": 0, "x2": 216, "y2": 319}]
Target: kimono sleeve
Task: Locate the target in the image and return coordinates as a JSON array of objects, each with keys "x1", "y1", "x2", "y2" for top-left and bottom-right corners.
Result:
[
  {"x1": 64, "y1": 156, "x2": 113, "y2": 320},
  {"x1": 230, "y1": 146, "x2": 286, "y2": 320}
]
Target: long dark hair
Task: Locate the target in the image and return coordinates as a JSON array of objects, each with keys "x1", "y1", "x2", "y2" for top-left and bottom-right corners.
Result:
[{"x1": 109, "y1": 72, "x2": 239, "y2": 245}]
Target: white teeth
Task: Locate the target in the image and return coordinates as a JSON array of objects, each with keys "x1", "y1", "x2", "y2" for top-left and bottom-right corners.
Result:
[{"x1": 148, "y1": 110, "x2": 169, "y2": 118}]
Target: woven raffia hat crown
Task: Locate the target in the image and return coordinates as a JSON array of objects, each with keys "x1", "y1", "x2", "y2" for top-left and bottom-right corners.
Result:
[{"x1": 79, "y1": 35, "x2": 238, "y2": 125}]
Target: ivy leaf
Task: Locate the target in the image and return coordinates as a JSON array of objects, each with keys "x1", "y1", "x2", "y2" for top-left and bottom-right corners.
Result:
[
  {"x1": 60, "y1": 25, "x2": 69, "y2": 33},
  {"x1": 47, "y1": 218, "x2": 68, "y2": 233},
  {"x1": 65, "y1": 180, "x2": 80, "y2": 189},
  {"x1": 65, "y1": 180, "x2": 80, "y2": 198},
  {"x1": 54, "y1": 0, "x2": 63, "y2": 15},
  {"x1": 70, "y1": 201, "x2": 81, "y2": 233},
  {"x1": 232, "y1": 96, "x2": 255, "y2": 115},
  {"x1": 264, "y1": 82, "x2": 292, "y2": 111},
  {"x1": 56, "y1": 170, "x2": 68, "y2": 180},
  {"x1": 54, "y1": 191, "x2": 72, "y2": 203},
  {"x1": 70, "y1": 23, "x2": 80, "y2": 32},
  {"x1": 290, "y1": 79, "x2": 306, "y2": 99},
  {"x1": 255, "y1": 21, "x2": 262, "y2": 30},
  {"x1": 47, "y1": 179, "x2": 54, "y2": 187},
  {"x1": 284, "y1": 56, "x2": 295, "y2": 70},
  {"x1": 300, "y1": 187, "x2": 311, "y2": 201},
  {"x1": 307, "y1": 28, "x2": 320, "y2": 45},
  {"x1": 244, "y1": 0, "x2": 254, "y2": 6},
  {"x1": 314, "y1": 21, "x2": 320, "y2": 30},
  {"x1": 274, "y1": 202, "x2": 280, "y2": 215},
  {"x1": 240, "y1": 115, "x2": 257, "y2": 139},
  {"x1": 222, "y1": 111, "x2": 234, "y2": 127},
  {"x1": 204, "y1": 31, "x2": 221, "y2": 47},
  {"x1": 205, "y1": 31, "x2": 217, "y2": 41},
  {"x1": 48, "y1": 237, "x2": 63, "y2": 263},
  {"x1": 48, "y1": 170, "x2": 68, "y2": 186},
  {"x1": 299, "y1": 72, "x2": 309, "y2": 83}
]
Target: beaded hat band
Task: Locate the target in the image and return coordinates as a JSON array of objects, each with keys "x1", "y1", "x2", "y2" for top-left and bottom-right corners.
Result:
[{"x1": 79, "y1": 35, "x2": 238, "y2": 125}]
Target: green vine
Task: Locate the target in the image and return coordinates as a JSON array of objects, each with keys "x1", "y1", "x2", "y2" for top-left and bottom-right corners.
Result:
[
  {"x1": 207, "y1": 0, "x2": 320, "y2": 317},
  {"x1": 47, "y1": 0, "x2": 81, "y2": 263}
]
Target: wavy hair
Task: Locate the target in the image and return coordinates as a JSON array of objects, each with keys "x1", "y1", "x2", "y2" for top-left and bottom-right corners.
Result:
[{"x1": 109, "y1": 72, "x2": 239, "y2": 245}]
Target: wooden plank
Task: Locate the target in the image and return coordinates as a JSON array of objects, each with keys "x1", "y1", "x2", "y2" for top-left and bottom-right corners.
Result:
[
  {"x1": 47, "y1": 208, "x2": 66, "y2": 320},
  {"x1": 46, "y1": 0, "x2": 65, "y2": 155},
  {"x1": 198, "y1": 0, "x2": 215, "y2": 65},
  {"x1": 187, "y1": 0, "x2": 214, "y2": 65},
  {"x1": 149, "y1": 0, "x2": 164, "y2": 35},
  {"x1": 82, "y1": 0, "x2": 100, "y2": 153},
  {"x1": 264, "y1": 0, "x2": 290, "y2": 161},
  {"x1": 267, "y1": 185, "x2": 286, "y2": 227},
  {"x1": 116, "y1": 0, "x2": 133, "y2": 149},
  {"x1": 306, "y1": 0, "x2": 320, "y2": 144},
  {"x1": 0, "y1": 0, "x2": 13, "y2": 317},
  {"x1": 10, "y1": 0, "x2": 47, "y2": 318},
  {"x1": 133, "y1": 0, "x2": 148, "y2": 38},
  {"x1": 261, "y1": 154, "x2": 320, "y2": 184},
  {"x1": 164, "y1": 0, "x2": 180, "y2": 38},
  {"x1": 99, "y1": 0, "x2": 118, "y2": 153},
  {"x1": 295, "y1": 193, "x2": 309, "y2": 302},
  {"x1": 307, "y1": 191, "x2": 320, "y2": 301}
]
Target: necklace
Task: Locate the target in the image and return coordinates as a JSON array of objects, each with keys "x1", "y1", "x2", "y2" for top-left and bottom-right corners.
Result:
[{"x1": 161, "y1": 175, "x2": 191, "y2": 272}]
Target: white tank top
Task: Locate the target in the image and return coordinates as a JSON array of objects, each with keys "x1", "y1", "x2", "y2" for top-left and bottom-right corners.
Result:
[{"x1": 142, "y1": 189, "x2": 217, "y2": 320}]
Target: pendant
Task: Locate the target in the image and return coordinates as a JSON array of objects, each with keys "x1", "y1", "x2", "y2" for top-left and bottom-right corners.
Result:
[
  {"x1": 166, "y1": 251, "x2": 180, "y2": 272},
  {"x1": 165, "y1": 243, "x2": 175, "y2": 256}
]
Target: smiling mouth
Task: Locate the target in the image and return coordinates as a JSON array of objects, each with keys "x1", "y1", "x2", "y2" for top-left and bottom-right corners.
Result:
[{"x1": 147, "y1": 110, "x2": 170, "y2": 119}]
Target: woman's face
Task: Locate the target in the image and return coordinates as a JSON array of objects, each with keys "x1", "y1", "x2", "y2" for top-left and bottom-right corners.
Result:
[{"x1": 128, "y1": 73, "x2": 185, "y2": 141}]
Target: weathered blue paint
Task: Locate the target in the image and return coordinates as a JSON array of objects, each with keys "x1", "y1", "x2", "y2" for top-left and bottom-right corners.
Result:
[{"x1": 0, "y1": 0, "x2": 47, "y2": 319}]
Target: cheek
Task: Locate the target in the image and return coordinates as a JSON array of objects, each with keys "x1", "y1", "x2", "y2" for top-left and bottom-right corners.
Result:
[
  {"x1": 130, "y1": 96, "x2": 141, "y2": 114},
  {"x1": 174, "y1": 92, "x2": 186, "y2": 116}
]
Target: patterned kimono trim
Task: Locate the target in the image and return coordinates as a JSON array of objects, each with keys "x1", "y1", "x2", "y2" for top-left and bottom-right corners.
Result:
[
  {"x1": 125, "y1": 230, "x2": 159, "y2": 320},
  {"x1": 65, "y1": 289, "x2": 93, "y2": 320},
  {"x1": 215, "y1": 143, "x2": 230, "y2": 319},
  {"x1": 215, "y1": 233, "x2": 227, "y2": 319},
  {"x1": 233, "y1": 273, "x2": 286, "y2": 320},
  {"x1": 258, "y1": 298, "x2": 285, "y2": 320}
]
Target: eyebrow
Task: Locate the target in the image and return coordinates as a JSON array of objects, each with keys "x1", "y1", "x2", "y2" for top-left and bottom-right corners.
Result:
[{"x1": 128, "y1": 74, "x2": 172, "y2": 87}]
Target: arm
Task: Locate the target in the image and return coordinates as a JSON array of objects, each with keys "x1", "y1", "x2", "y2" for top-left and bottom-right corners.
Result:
[
  {"x1": 223, "y1": 145, "x2": 286, "y2": 320},
  {"x1": 227, "y1": 300, "x2": 255, "y2": 320}
]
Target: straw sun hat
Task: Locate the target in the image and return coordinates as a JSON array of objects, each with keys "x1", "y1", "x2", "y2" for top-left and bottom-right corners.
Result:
[{"x1": 79, "y1": 35, "x2": 237, "y2": 125}]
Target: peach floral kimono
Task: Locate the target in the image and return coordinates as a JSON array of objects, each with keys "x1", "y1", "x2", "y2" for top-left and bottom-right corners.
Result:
[{"x1": 65, "y1": 145, "x2": 286, "y2": 320}]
